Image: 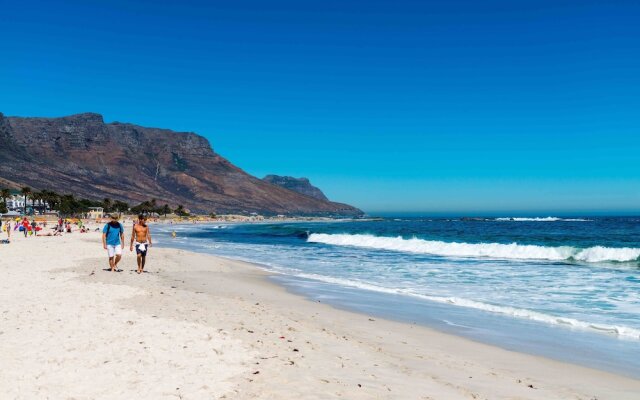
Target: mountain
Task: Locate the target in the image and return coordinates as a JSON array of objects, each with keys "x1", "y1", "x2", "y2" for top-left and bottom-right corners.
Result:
[
  {"x1": 0, "y1": 112, "x2": 362, "y2": 216},
  {"x1": 263, "y1": 175, "x2": 329, "y2": 201}
]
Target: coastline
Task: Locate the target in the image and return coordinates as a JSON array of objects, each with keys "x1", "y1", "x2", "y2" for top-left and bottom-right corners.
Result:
[{"x1": 2, "y1": 231, "x2": 639, "y2": 399}]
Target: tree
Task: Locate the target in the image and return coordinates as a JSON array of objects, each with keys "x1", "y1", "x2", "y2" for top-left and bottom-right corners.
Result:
[
  {"x1": 42, "y1": 190, "x2": 61, "y2": 212},
  {"x1": 58, "y1": 194, "x2": 77, "y2": 216},
  {"x1": 131, "y1": 199, "x2": 167, "y2": 216},
  {"x1": 30, "y1": 191, "x2": 39, "y2": 214},
  {"x1": 113, "y1": 200, "x2": 129, "y2": 215},
  {"x1": 1, "y1": 188, "x2": 10, "y2": 211},
  {"x1": 103, "y1": 198, "x2": 112, "y2": 213},
  {"x1": 58, "y1": 194, "x2": 93, "y2": 216},
  {"x1": 21, "y1": 186, "x2": 31, "y2": 214},
  {"x1": 161, "y1": 204, "x2": 171, "y2": 217},
  {"x1": 174, "y1": 204, "x2": 189, "y2": 217},
  {"x1": 1, "y1": 188, "x2": 10, "y2": 203},
  {"x1": 32, "y1": 191, "x2": 46, "y2": 214},
  {"x1": 0, "y1": 200, "x2": 7, "y2": 214},
  {"x1": 131, "y1": 201, "x2": 149, "y2": 215}
]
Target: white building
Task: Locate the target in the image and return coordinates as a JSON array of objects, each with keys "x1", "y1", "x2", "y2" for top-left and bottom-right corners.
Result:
[
  {"x1": 87, "y1": 207, "x2": 104, "y2": 219},
  {"x1": 6, "y1": 195, "x2": 25, "y2": 211},
  {"x1": 5, "y1": 194, "x2": 50, "y2": 213}
]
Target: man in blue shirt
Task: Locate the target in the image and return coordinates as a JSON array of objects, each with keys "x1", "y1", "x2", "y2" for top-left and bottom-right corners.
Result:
[{"x1": 102, "y1": 214, "x2": 125, "y2": 272}]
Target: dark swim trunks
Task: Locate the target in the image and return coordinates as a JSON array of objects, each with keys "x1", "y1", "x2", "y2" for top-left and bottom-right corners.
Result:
[{"x1": 135, "y1": 242, "x2": 148, "y2": 256}]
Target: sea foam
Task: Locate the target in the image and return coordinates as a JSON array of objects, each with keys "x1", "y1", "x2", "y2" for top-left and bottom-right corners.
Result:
[
  {"x1": 307, "y1": 233, "x2": 640, "y2": 263},
  {"x1": 290, "y1": 272, "x2": 640, "y2": 340},
  {"x1": 494, "y1": 217, "x2": 591, "y2": 222}
]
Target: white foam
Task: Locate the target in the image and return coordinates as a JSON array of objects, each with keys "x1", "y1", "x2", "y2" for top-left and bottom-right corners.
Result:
[
  {"x1": 307, "y1": 233, "x2": 640, "y2": 263},
  {"x1": 573, "y1": 246, "x2": 640, "y2": 262},
  {"x1": 291, "y1": 272, "x2": 640, "y2": 340},
  {"x1": 495, "y1": 217, "x2": 591, "y2": 222}
]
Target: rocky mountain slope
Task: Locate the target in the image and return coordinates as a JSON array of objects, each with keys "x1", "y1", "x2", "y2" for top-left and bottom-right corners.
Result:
[
  {"x1": 262, "y1": 175, "x2": 329, "y2": 201},
  {"x1": 0, "y1": 112, "x2": 362, "y2": 216}
]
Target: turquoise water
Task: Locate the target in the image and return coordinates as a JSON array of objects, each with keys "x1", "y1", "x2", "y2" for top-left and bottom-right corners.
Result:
[{"x1": 154, "y1": 217, "x2": 640, "y2": 377}]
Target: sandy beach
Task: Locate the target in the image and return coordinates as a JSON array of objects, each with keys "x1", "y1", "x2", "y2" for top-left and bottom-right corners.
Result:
[{"x1": 1, "y1": 230, "x2": 639, "y2": 399}]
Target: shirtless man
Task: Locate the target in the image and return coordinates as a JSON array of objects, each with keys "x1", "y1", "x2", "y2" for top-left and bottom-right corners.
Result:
[{"x1": 130, "y1": 214, "x2": 152, "y2": 274}]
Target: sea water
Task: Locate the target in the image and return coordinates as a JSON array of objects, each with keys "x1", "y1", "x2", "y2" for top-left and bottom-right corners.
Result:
[{"x1": 154, "y1": 217, "x2": 640, "y2": 377}]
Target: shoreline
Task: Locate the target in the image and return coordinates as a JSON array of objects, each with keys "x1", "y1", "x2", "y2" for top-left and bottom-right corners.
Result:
[
  {"x1": 2, "y1": 232, "x2": 639, "y2": 399},
  {"x1": 153, "y1": 221, "x2": 640, "y2": 379},
  {"x1": 269, "y1": 273, "x2": 640, "y2": 379}
]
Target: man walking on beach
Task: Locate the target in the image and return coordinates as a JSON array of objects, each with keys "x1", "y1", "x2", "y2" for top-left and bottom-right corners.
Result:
[
  {"x1": 130, "y1": 214, "x2": 152, "y2": 274},
  {"x1": 102, "y1": 215, "x2": 125, "y2": 272}
]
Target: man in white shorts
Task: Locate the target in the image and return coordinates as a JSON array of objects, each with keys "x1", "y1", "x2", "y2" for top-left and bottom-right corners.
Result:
[{"x1": 102, "y1": 214, "x2": 125, "y2": 272}]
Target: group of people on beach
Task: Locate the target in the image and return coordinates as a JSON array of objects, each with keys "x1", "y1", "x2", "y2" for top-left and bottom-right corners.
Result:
[
  {"x1": 2, "y1": 212, "x2": 153, "y2": 274},
  {"x1": 0, "y1": 217, "x2": 90, "y2": 242},
  {"x1": 102, "y1": 214, "x2": 152, "y2": 274}
]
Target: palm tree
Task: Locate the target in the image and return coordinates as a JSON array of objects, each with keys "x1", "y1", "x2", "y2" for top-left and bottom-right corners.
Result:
[
  {"x1": 0, "y1": 188, "x2": 8, "y2": 215},
  {"x1": 1, "y1": 188, "x2": 10, "y2": 208},
  {"x1": 114, "y1": 200, "x2": 129, "y2": 215},
  {"x1": 174, "y1": 204, "x2": 185, "y2": 216},
  {"x1": 161, "y1": 204, "x2": 171, "y2": 217},
  {"x1": 43, "y1": 190, "x2": 60, "y2": 212},
  {"x1": 103, "y1": 197, "x2": 112, "y2": 213},
  {"x1": 36, "y1": 191, "x2": 47, "y2": 213},
  {"x1": 20, "y1": 186, "x2": 31, "y2": 214},
  {"x1": 40, "y1": 190, "x2": 53, "y2": 212},
  {"x1": 31, "y1": 191, "x2": 41, "y2": 214}
]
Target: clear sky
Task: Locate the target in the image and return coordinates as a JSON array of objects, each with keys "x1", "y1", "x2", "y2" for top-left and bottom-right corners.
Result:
[{"x1": 1, "y1": 0, "x2": 639, "y2": 214}]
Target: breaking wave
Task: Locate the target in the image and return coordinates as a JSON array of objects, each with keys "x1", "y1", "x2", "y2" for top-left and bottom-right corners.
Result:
[
  {"x1": 307, "y1": 233, "x2": 640, "y2": 263},
  {"x1": 494, "y1": 217, "x2": 591, "y2": 222}
]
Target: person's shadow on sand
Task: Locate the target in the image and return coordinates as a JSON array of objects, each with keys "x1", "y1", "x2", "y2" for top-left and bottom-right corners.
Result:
[{"x1": 101, "y1": 268, "x2": 123, "y2": 272}]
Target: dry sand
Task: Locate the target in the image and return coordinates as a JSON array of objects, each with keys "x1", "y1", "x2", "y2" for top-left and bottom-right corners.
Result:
[{"x1": 1, "y1": 230, "x2": 639, "y2": 399}]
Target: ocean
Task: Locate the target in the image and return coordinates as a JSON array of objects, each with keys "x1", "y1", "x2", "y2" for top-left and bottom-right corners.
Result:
[{"x1": 154, "y1": 217, "x2": 640, "y2": 377}]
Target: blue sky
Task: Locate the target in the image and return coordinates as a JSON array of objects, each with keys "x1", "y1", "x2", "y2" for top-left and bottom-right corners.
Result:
[{"x1": 1, "y1": 0, "x2": 639, "y2": 214}]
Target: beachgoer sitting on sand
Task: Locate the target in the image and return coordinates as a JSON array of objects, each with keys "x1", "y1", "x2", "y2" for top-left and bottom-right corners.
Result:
[
  {"x1": 130, "y1": 214, "x2": 152, "y2": 274},
  {"x1": 102, "y1": 215, "x2": 125, "y2": 272}
]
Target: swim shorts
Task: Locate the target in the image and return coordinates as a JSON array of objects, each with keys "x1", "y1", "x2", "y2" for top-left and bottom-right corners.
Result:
[
  {"x1": 107, "y1": 244, "x2": 122, "y2": 258},
  {"x1": 135, "y1": 242, "x2": 148, "y2": 257}
]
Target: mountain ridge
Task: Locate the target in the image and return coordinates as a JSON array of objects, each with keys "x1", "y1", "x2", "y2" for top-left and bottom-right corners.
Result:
[
  {"x1": 0, "y1": 112, "x2": 362, "y2": 216},
  {"x1": 263, "y1": 175, "x2": 329, "y2": 201}
]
